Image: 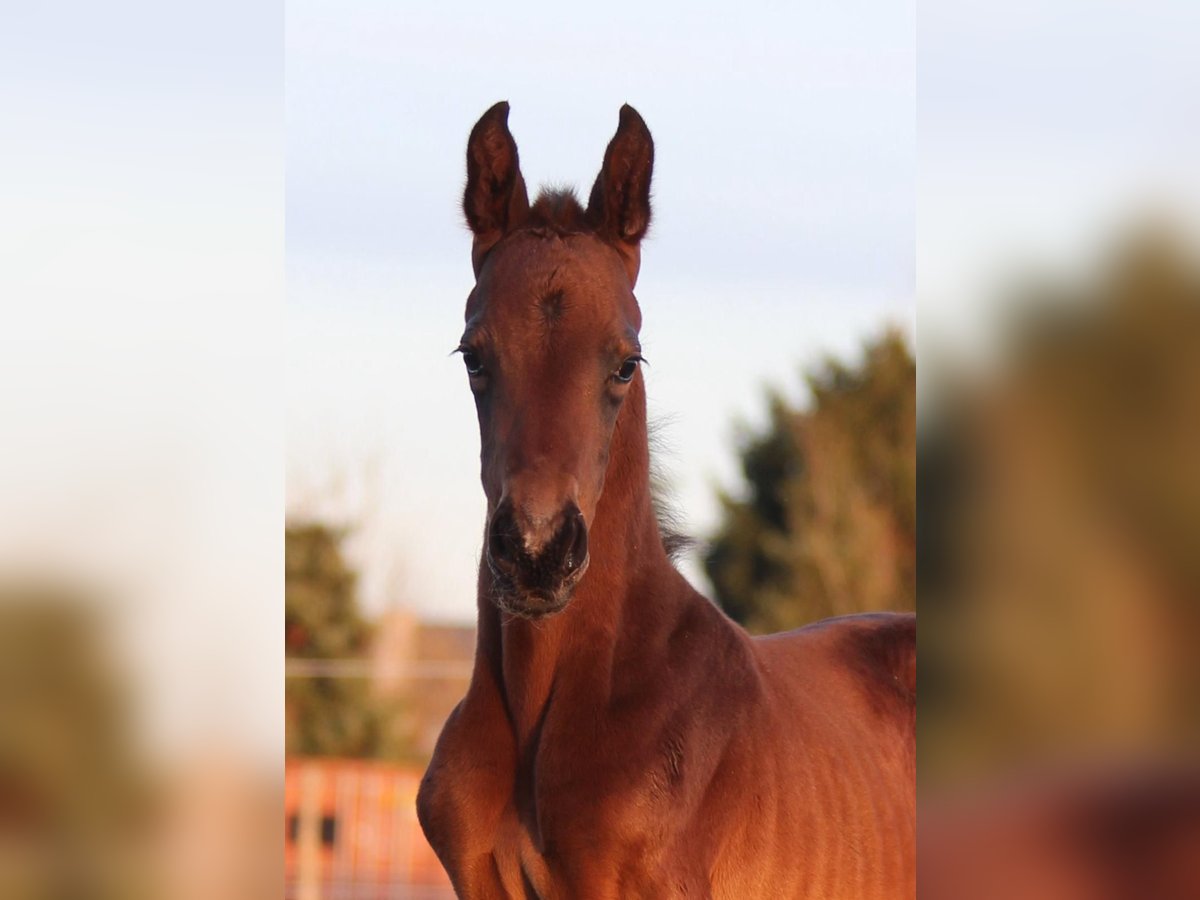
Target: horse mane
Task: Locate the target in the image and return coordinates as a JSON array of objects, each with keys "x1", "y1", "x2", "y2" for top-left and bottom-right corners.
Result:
[{"x1": 648, "y1": 417, "x2": 697, "y2": 563}]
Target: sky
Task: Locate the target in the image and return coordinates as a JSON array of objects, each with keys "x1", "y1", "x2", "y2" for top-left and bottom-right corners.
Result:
[
  {"x1": 918, "y1": 0, "x2": 1200, "y2": 373},
  {"x1": 285, "y1": 0, "x2": 918, "y2": 623}
]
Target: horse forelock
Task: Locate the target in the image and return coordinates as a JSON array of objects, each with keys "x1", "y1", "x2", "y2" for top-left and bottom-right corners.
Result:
[{"x1": 525, "y1": 188, "x2": 590, "y2": 236}]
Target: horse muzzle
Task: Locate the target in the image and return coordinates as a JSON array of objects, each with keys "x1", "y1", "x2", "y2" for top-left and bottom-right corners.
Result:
[{"x1": 485, "y1": 498, "x2": 589, "y2": 616}]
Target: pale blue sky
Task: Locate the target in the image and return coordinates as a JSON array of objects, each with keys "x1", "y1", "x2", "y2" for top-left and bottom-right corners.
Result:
[
  {"x1": 286, "y1": 0, "x2": 916, "y2": 622},
  {"x1": 919, "y1": 0, "x2": 1200, "y2": 369}
]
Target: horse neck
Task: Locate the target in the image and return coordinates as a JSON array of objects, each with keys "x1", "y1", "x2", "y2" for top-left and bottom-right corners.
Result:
[{"x1": 478, "y1": 378, "x2": 669, "y2": 745}]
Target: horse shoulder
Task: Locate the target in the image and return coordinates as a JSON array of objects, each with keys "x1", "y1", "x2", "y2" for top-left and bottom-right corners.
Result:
[
  {"x1": 740, "y1": 614, "x2": 916, "y2": 897},
  {"x1": 417, "y1": 668, "x2": 519, "y2": 893}
]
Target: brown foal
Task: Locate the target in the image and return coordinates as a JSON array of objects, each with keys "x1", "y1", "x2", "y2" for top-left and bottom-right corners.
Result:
[{"x1": 416, "y1": 101, "x2": 916, "y2": 899}]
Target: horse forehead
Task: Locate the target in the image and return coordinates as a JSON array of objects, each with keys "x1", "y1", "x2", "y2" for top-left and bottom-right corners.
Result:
[{"x1": 481, "y1": 233, "x2": 631, "y2": 315}]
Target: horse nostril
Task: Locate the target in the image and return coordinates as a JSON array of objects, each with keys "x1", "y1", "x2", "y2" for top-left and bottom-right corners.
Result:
[
  {"x1": 488, "y1": 529, "x2": 508, "y2": 567},
  {"x1": 562, "y1": 512, "x2": 589, "y2": 574},
  {"x1": 487, "y1": 503, "x2": 522, "y2": 573}
]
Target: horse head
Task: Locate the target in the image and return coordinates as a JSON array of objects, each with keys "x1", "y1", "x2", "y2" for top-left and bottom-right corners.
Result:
[{"x1": 456, "y1": 101, "x2": 654, "y2": 618}]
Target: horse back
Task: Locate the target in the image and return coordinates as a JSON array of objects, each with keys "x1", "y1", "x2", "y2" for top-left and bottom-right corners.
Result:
[{"x1": 754, "y1": 611, "x2": 916, "y2": 745}]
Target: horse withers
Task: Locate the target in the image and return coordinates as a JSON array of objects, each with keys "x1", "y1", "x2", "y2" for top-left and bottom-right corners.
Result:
[{"x1": 416, "y1": 101, "x2": 916, "y2": 899}]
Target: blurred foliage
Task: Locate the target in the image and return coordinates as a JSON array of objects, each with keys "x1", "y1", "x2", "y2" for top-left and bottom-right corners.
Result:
[
  {"x1": 705, "y1": 330, "x2": 916, "y2": 632},
  {"x1": 0, "y1": 585, "x2": 149, "y2": 899},
  {"x1": 286, "y1": 523, "x2": 388, "y2": 758},
  {"x1": 920, "y1": 225, "x2": 1200, "y2": 785}
]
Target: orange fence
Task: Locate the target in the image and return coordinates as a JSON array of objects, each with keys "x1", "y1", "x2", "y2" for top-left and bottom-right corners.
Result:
[{"x1": 285, "y1": 758, "x2": 454, "y2": 899}]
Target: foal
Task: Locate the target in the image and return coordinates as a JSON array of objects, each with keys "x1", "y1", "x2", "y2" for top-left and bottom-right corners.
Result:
[{"x1": 417, "y1": 102, "x2": 916, "y2": 899}]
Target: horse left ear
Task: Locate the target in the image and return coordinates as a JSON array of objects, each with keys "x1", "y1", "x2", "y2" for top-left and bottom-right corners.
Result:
[{"x1": 586, "y1": 104, "x2": 654, "y2": 286}]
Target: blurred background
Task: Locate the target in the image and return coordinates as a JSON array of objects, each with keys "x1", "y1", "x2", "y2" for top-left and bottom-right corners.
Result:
[
  {"x1": 2, "y1": 2, "x2": 282, "y2": 898},
  {"x1": 918, "y1": 1, "x2": 1200, "y2": 896},
  {"x1": 6, "y1": 0, "x2": 1199, "y2": 898},
  {"x1": 2, "y1": 0, "x2": 283, "y2": 897}
]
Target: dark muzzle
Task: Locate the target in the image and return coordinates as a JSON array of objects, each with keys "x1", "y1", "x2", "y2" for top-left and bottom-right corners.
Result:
[{"x1": 486, "y1": 499, "x2": 589, "y2": 615}]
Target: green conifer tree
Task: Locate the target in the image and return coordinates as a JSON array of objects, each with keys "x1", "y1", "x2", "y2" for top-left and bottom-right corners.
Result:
[
  {"x1": 705, "y1": 330, "x2": 916, "y2": 633},
  {"x1": 285, "y1": 522, "x2": 380, "y2": 757}
]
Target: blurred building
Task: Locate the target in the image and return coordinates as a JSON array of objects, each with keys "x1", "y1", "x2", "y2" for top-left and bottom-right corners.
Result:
[
  {"x1": 284, "y1": 610, "x2": 473, "y2": 897},
  {"x1": 284, "y1": 758, "x2": 453, "y2": 900},
  {"x1": 370, "y1": 610, "x2": 474, "y2": 760}
]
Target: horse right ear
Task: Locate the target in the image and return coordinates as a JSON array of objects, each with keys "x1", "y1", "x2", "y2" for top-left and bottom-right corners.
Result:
[
  {"x1": 586, "y1": 104, "x2": 654, "y2": 286},
  {"x1": 463, "y1": 101, "x2": 530, "y2": 275}
]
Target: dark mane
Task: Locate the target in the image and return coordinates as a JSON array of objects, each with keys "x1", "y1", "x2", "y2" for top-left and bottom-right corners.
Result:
[
  {"x1": 648, "y1": 417, "x2": 697, "y2": 563},
  {"x1": 525, "y1": 188, "x2": 593, "y2": 236}
]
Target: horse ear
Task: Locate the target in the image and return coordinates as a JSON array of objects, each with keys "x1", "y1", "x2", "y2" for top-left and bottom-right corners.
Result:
[
  {"x1": 586, "y1": 104, "x2": 654, "y2": 284},
  {"x1": 464, "y1": 101, "x2": 530, "y2": 275}
]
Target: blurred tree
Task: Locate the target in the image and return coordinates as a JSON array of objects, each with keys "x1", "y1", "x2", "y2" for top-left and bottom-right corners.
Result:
[
  {"x1": 0, "y1": 587, "x2": 149, "y2": 898},
  {"x1": 285, "y1": 522, "x2": 382, "y2": 757},
  {"x1": 705, "y1": 330, "x2": 916, "y2": 632},
  {"x1": 919, "y1": 225, "x2": 1200, "y2": 784}
]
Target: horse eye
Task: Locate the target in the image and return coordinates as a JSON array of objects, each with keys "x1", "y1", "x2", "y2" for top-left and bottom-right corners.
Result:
[
  {"x1": 614, "y1": 357, "x2": 639, "y2": 384},
  {"x1": 462, "y1": 350, "x2": 484, "y2": 377}
]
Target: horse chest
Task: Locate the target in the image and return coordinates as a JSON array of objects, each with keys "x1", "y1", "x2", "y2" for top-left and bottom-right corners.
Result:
[
  {"x1": 489, "y1": 748, "x2": 655, "y2": 899},
  {"x1": 489, "y1": 759, "x2": 588, "y2": 898},
  {"x1": 490, "y1": 811, "x2": 555, "y2": 899}
]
